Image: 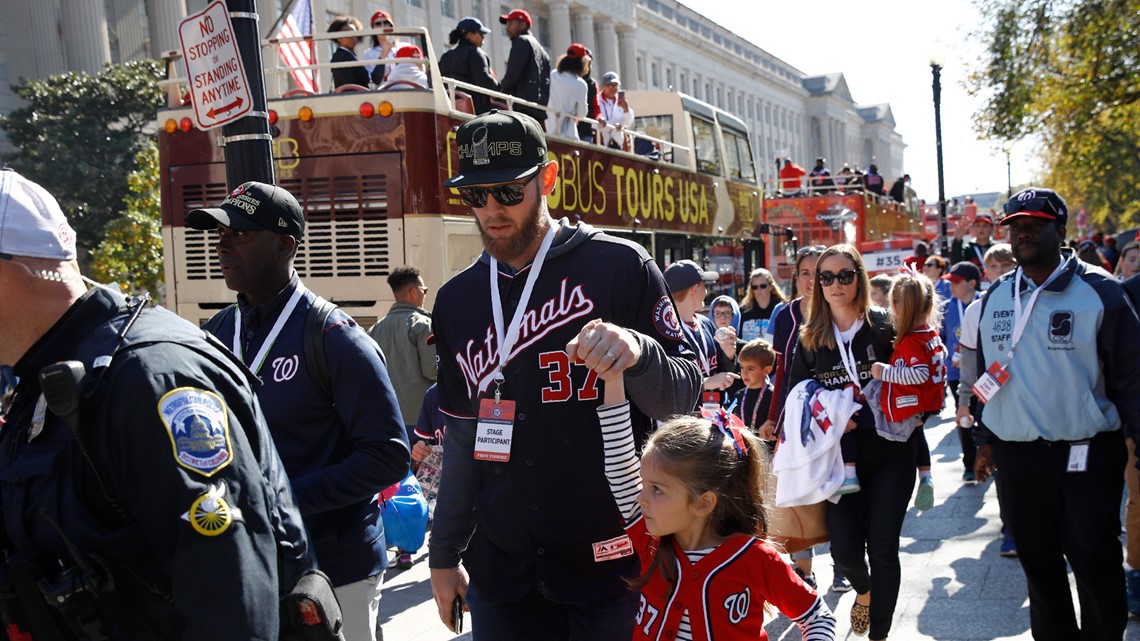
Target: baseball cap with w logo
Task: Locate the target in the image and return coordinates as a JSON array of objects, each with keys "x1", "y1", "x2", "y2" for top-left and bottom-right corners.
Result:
[
  {"x1": 187, "y1": 181, "x2": 305, "y2": 240},
  {"x1": 1000, "y1": 187, "x2": 1068, "y2": 226}
]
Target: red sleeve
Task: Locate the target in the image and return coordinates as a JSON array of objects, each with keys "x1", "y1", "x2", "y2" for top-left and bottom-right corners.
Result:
[{"x1": 752, "y1": 541, "x2": 820, "y2": 620}]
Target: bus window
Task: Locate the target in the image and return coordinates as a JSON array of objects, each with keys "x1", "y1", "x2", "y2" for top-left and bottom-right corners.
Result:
[
  {"x1": 691, "y1": 115, "x2": 721, "y2": 176},
  {"x1": 634, "y1": 115, "x2": 674, "y2": 163},
  {"x1": 724, "y1": 129, "x2": 756, "y2": 183}
]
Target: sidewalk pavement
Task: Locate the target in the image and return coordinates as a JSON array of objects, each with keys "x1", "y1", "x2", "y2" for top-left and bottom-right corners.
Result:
[{"x1": 377, "y1": 407, "x2": 1140, "y2": 640}]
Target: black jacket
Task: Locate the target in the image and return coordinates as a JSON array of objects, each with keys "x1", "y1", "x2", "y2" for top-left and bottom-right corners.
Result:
[
  {"x1": 500, "y1": 31, "x2": 550, "y2": 122},
  {"x1": 331, "y1": 46, "x2": 370, "y2": 89},
  {"x1": 439, "y1": 40, "x2": 499, "y2": 114}
]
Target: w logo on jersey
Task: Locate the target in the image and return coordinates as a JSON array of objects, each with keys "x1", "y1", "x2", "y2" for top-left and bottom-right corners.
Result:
[{"x1": 723, "y1": 587, "x2": 750, "y2": 624}]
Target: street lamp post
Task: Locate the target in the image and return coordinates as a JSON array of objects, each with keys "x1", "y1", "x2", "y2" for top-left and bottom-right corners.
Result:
[
  {"x1": 931, "y1": 59, "x2": 947, "y2": 256},
  {"x1": 1005, "y1": 145, "x2": 1012, "y2": 199}
]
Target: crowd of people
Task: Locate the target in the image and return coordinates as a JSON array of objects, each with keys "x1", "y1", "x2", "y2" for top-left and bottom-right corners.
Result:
[
  {"x1": 324, "y1": 8, "x2": 647, "y2": 153},
  {"x1": 3, "y1": 97, "x2": 1140, "y2": 641}
]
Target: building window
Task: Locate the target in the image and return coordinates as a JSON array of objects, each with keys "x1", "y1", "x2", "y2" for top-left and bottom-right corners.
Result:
[
  {"x1": 680, "y1": 73, "x2": 687, "y2": 93},
  {"x1": 472, "y1": 0, "x2": 485, "y2": 19},
  {"x1": 441, "y1": 0, "x2": 455, "y2": 17},
  {"x1": 651, "y1": 62, "x2": 659, "y2": 87},
  {"x1": 536, "y1": 17, "x2": 549, "y2": 47},
  {"x1": 637, "y1": 56, "x2": 645, "y2": 83},
  {"x1": 406, "y1": 0, "x2": 423, "y2": 7},
  {"x1": 666, "y1": 67, "x2": 673, "y2": 91}
]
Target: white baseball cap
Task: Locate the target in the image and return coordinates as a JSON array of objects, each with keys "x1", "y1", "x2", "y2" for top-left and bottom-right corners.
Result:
[{"x1": 0, "y1": 169, "x2": 76, "y2": 260}]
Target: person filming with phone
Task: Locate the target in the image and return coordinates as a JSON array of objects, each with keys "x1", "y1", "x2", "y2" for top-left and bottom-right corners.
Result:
[{"x1": 597, "y1": 71, "x2": 633, "y2": 149}]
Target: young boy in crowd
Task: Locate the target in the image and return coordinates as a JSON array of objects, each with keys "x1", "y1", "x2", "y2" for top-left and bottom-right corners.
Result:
[{"x1": 733, "y1": 339, "x2": 776, "y2": 446}]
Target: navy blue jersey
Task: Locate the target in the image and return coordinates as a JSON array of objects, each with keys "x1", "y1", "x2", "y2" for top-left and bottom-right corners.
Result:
[
  {"x1": 429, "y1": 219, "x2": 700, "y2": 602},
  {"x1": 206, "y1": 275, "x2": 410, "y2": 585}
]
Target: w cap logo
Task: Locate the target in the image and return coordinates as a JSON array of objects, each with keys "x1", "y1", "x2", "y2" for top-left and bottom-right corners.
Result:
[
  {"x1": 472, "y1": 125, "x2": 490, "y2": 166},
  {"x1": 1017, "y1": 190, "x2": 1037, "y2": 201}
]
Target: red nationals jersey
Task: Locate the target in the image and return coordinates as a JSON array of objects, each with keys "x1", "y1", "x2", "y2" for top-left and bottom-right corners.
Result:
[
  {"x1": 881, "y1": 325, "x2": 946, "y2": 423},
  {"x1": 627, "y1": 517, "x2": 818, "y2": 641}
]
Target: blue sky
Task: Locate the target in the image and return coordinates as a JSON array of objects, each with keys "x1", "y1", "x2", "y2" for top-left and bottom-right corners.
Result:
[{"x1": 681, "y1": 0, "x2": 1043, "y2": 203}]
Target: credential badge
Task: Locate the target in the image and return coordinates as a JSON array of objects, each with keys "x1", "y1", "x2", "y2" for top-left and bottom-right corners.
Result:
[{"x1": 159, "y1": 387, "x2": 234, "y2": 477}]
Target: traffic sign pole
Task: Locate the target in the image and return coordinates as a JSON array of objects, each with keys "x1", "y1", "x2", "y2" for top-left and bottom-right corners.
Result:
[{"x1": 221, "y1": 0, "x2": 274, "y2": 189}]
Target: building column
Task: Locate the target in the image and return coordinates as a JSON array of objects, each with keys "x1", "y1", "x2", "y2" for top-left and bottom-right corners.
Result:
[
  {"x1": 548, "y1": 1, "x2": 571, "y2": 63},
  {"x1": 5, "y1": 0, "x2": 67, "y2": 80},
  {"x1": 110, "y1": 0, "x2": 146, "y2": 62},
  {"x1": 595, "y1": 20, "x2": 619, "y2": 79},
  {"x1": 146, "y1": 0, "x2": 187, "y2": 57},
  {"x1": 571, "y1": 10, "x2": 595, "y2": 56},
  {"x1": 617, "y1": 27, "x2": 636, "y2": 90},
  {"x1": 61, "y1": 0, "x2": 112, "y2": 74}
]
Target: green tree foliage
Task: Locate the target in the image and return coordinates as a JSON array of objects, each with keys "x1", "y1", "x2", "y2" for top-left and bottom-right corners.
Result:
[
  {"x1": 0, "y1": 60, "x2": 164, "y2": 249},
  {"x1": 89, "y1": 142, "x2": 164, "y2": 299},
  {"x1": 970, "y1": 0, "x2": 1140, "y2": 228}
]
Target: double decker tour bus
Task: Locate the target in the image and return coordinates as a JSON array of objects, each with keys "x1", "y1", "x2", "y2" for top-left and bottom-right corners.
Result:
[{"x1": 157, "y1": 26, "x2": 795, "y2": 325}]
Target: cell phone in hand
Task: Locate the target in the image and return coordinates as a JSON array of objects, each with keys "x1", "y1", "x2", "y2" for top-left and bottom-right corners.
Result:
[
  {"x1": 618, "y1": 89, "x2": 626, "y2": 101},
  {"x1": 452, "y1": 596, "x2": 464, "y2": 634}
]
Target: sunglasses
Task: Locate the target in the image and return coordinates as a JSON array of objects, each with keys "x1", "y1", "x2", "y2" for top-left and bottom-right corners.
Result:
[
  {"x1": 796, "y1": 245, "x2": 827, "y2": 257},
  {"x1": 750, "y1": 283, "x2": 769, "y2": 290},
  {"x1": 923, "y1": 261, "x2": 939, "y2": 268},
  {"x1": 1004, "y1": 196, "x2": 1062, "y2": 218},
  {"x1": 457, "y1": 170, "x2": 541, "y2": 208},
  {"x1": 374, "y1": 21, "x2": 394, "y2": 27},
  {"x1": 818, "y1": 269, "x2": 859, "y2": 286}
]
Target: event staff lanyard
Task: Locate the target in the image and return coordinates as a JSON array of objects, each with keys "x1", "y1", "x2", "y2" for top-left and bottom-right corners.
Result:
[
  {"x1": 832, "y1": 320, "x2": 863, "y2": 391},
  {"x1": 233, "y1": 284, "x2": 306, "y2": 376},
  {"x1": 489, "y1": 224, "x2": 557, "y2": 401},
  {"x1": 973, "y1": 244, "x2": 986, "y2": 264},
  {"x1": 1008, "y1": 258, "x2": 1068, "y2": 360},
  {"x1": 955, "y1": 298, "x2": 965, "y2": 327}
]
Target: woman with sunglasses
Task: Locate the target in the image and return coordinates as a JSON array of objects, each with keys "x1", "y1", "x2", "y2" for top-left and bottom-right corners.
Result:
[
  {"x1": 363, "y1": 10, "x2": 396, "y2": 85},
  {"x1": 738, "y1": 268, "x2": 787, "y2": 342},
  {"x1": 922, "y1": 255, "x2": 951, "y2": 304},
  {"x1": 786, "y1": 245, "x2": 910, "y2": 641}
]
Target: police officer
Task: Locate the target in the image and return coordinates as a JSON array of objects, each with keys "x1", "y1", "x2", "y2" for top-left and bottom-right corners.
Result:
[
  {"x1": 0, "y1": 169, "x2": 313, "y2": 639},
  {"x1": 188, "y1": 181, "x2": 410, "y2": 641}
]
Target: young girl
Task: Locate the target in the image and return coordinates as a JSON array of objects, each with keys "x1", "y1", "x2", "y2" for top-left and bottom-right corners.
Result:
[
  {"x1": 598, "y1": 379, "x2": 836, "y2": 641},
  {"x1": 870, "y1": 272, "x2": 947, "y2": 511}
]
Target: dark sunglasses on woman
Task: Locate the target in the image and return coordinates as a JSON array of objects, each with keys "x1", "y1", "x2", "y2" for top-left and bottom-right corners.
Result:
[
  {"x1": 751, "y1": 282, "x2": 769, "y2": 290},
  {"x1": 818, "y1": 269, "x2": 859, "y2": 286},
  {"x1": 457, "y1": 169, "x2": 543, "y2": 208}
]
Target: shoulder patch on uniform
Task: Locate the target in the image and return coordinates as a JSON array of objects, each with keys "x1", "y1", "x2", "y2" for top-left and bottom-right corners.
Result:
[
  {"x1": 182, "y1": 482, "x2": 244, "y2": 536},
  {"x1": 653, "y1": 296, "x2": 683, "y2": 340},
  {"x1": 158, "y1": 387, "x2": 234, "y2": 477}
]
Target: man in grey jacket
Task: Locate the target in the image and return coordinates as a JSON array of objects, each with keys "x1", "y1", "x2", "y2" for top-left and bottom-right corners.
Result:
[{"x1": 368, "y1": 265, "x2": 436, "y2": 431}]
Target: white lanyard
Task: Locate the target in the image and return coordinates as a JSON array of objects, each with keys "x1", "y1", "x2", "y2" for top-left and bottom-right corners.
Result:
[
  {"x1": 741, "y1": 385, "x2": 767, "y2": 428},
  {"x1": 233, "y1": 283, "x2": 306, "y2": 376},
  {"x1": 1009, "y1": 258, "x2": 1068, "y2": 359},
  {"x1": 489, "y1": 224, "x2": 557, "y2": 394},
  {"x1": 955, "y1": 297, "x2": 965, "y2": 327},
  {"x1": 972, "y1": 244, "x2": 986, "y2": 264},
  {"x1": 682, "y1": 322, "x2": 712, "y2": 375},
  {"x1": 831, "y1": 320, "x2": 864, "y2": 391},
  {"x1": 601, "y1": 97, "x2": 615, "y2": 121}
]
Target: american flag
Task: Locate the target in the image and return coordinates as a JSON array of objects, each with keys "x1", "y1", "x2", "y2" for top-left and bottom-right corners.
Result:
[{"x1": 276, "y1": 0, "x2": 317, "y2": 93}]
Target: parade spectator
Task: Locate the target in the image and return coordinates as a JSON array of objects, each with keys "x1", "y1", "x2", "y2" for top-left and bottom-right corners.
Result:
[
  {"x1": 779, "y1": 158, "x2": 807, "y2": 195},
  {"x1": 1101, "y1": 234, "x2": 1119, "y2": 271},
  {"x1": 429, "y1": 110, "x2": 701, "y2": 638},
  {"x1": 598, "y1": 71, "x2": 634, "y2": 149},
  {"x1": 0, "y1": 170, "x2": 315, "y2": 639},
  {"x1": 709, "y1": 294, "x2": 746, "y2": 402},
  {"x1": 368, "y1": 265, "x2": 436, "y2": 431},
  {"x1": 865, "y1": 164, "x2": 885, "y2": 196},
  {"x1": 577, "y1": 48, "x2": 600, "y2": 143},
  {"x1": 545, "y1": 44, "x2": 589, "y2": 139},
  {"x1": 1077, "y1": 239, "x2": 1112, "y2": 271},
  {"x1": 788, "y1": 245, "x2": 911, "y2": 641},
  {"x1": 869, "y1": 273, "x2": 894, "y2": 309},
  {"x1": 1122, "y1": 272, "x2": 1140, "y2": 615},
  {"x1": 903, "y1": 240, "x2": 928, "y2": 271},
  {"x1": 950, "y1": 211, "x2": 996, "y2": 276},
  {"x1": 665, "y1": 260, "x2": 739, "y2": 409},
  {"x1": 888, "y1": 174, "x2": 910, "y2": 203},
  {"x1": 189, "y1": 182, "x2": 410, "y2": 641},
  {"x1": 956, "y1": 243, "x2": 1017, "y2": 557},
  {"x1": 438, "y1": 17, "x2": 497, "y2": 114},
  {"x1": 809, "y1": 157, "x2": 835, "y2": 193},
  {"x1": 597, "y1": 390, "x2": 838, "y2": 640},
  {"x1": 1115, "y1": 240, "x2": 1140, "y2": 280},
  {"x1": 381, "y1": 44, "x2": 429, "y2": 88},
  {"x1": 498, "y1": 9, "x2": 550, "y2": 124},
  {"x1": 329, "y1": 16, "x2": 370, "y2": 89},
  {"x1": 972, "y1": 187, "x2": 1140, "y2": 640},
  {"x1": 362, "y1": 10, "x2": 395, "y2": 84},
  {"x1": 922, "y1": 254, "x2": 951, "y2": 304},
  {"x1": 739, "y1": 267, "x2": 786, "y2": 341},
  {"x1": 941, "y1": 261, "x2": 981, "y2": 484},
  {"x1": 733, "y1": 339, "x2": 776, "y2": 439}
]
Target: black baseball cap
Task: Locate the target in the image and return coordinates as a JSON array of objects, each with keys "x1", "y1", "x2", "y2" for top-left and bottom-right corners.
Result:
[
  {"x1": 187, "y1": 181, "x2": 305, "y2": 240},
  {"x1": 663, "y1": 260, "x2": 719, "y2": 293},
  {"x1": 444, "y1": 110, "x2": 548, "y2": 188},
  {"x1": 943, "y1": 261, "x2": 982, "y2": 284},
  {"x1": 1000, "y1": 187, "x2": 1068, "y2": 227}
]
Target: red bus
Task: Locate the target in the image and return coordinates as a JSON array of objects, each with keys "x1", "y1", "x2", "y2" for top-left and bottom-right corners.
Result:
[{"x1": 157, "y1": 27, "x2": 795, "y2": 325}]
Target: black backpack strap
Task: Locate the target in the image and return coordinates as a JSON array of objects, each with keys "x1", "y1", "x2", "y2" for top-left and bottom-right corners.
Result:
[{"x1": 304, "y1": 297, "x2": 337, "y2": 404}]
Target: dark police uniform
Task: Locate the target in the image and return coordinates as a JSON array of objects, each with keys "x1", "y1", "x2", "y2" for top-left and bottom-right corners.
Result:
[
  {"x1": 205, "y1": 274, "x2": 409, "y2": 586},
  {"x1": 430, "y1": 219, "x2": 700, "y2": 604},
  {"x1": 0, "y1": 285, "x2": 312, "y2": 640}
]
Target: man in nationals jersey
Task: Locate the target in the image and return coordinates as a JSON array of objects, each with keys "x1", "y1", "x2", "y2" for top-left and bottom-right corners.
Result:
[{"x1": 428, "y1": 110, "x2": 701, "y2": 640}]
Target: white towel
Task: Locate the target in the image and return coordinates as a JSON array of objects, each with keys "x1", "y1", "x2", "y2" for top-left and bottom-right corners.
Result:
[{"x1": 771, "y1": 380, "x2": 858, "y2": 507}]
